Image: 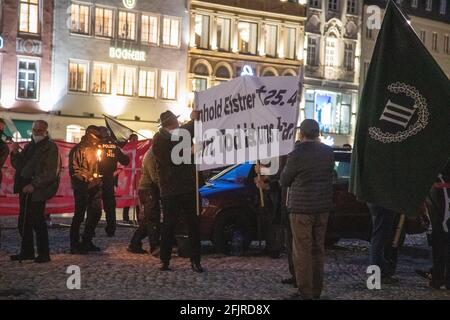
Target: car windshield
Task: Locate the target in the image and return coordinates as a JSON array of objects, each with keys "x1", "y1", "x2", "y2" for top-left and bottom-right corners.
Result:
[{"x1": 208, "y1": 164, "x2": 253, "y2": 184}]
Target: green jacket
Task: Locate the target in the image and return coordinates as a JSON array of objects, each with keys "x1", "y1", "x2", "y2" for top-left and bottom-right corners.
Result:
[
  {"x1": 11, "y1": 137, "x2": 59, "y2": 202},
  {"x1": 139, "y1": 148, "x2": 159, "y2": 191}
]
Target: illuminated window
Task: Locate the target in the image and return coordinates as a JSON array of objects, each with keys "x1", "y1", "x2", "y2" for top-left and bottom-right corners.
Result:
[
  {"x1": 71, "y1": 3, "x2": 90, "y2": 35},
  {"x1": 138, "y1": 69, "x2": 156, "y2": 98},
  {"x1": 285, "y1": 27, "x2": 296, "y2": 59},
  {"x1": 325, "y1": 38, "x2": 337, "y2": 67},
  {"x1": 344, "y1": 43, "x2": 354, "y2": 71},
  {"x1": 305, "y1": 90, "x2": 352, "y2": 135},
  {"x1": 440, "y1": 0, "x2": 446, "y2": 15},
  {"x1": 19, "y1": 0, "x2": 39, "y2": 34},
  {"x1": 238, "y1": 21, "x2": 257, "y2": 55},
  {"x1": 444, "y1": 35, "x2": 449, "y2": 54},
  {"x1": 426, "y1": 0, "x2": 433, "y2": 11},
  {"x1": 411, "y1": 0, "x2": 418, "y2": 8},
  {"x1": 95, "y1": 7, "x2": 114, "y2": 38},
  {"x1": 66, "y1": 125, "x2": 85, "y2": 143},
  {"x1": 17, "y1": 58, "x2": 39, "y2": 100},
  {"x1": 118, "y1": 11, "x2": 136, "y2": 40},
  {"x1": 432, "y1": 33, "x2": 438, "y2": 51},
  {"x1": 69, "y1": 61, "x2": 88, "y2": 92},
  {"x1": 307, "y1": 37, "x2": 318, "y2": 66},
  {"x1": 92, "y1": 63, "x2": 111, "y2": 94},
  {"x1": 162, "y1": 16, "x2": 180, "y2": 47},
  {"x1": 328, "y1": 0, "x2": 339, "y2": 11},
  {"x1": 217, "y1": 17, "x2": 231, "y2": 51},
  {"x1": 117, "y1": 66, "x2": 136, "y2": 96},
  {"x1": 142, "y1": 14, "x2": 159, "y2": 45},
  {"x1": 160, "y1": 70, "x2": 177, "y2": 100},
  {"x1": 265, "y1": 25, "x2": 277, "y2": 57},
  {"x1": 347, "y1": 0, "x2": 357, "y2": 14},
  {"x1": 192, "y1": 77, "x2": 207, "y2": 92},
  {"x1": 195, "y1": 14, "x2": 210, "y2": 49}
]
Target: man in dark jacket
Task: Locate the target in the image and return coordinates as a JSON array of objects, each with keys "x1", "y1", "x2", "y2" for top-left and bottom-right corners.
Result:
[
  {"x1": 99, "y1": 126, "x2": 130, "y2": 237},
  {"x1": 69, "y1": 125, "x2": 103, "y2": 254},
  {"x1": 280, "y1": 119, "x2": 334, "y2": 300},
  {"x1": 0, "y1": 118, "x2": 9, "y2": 188},
  {"x1": 152, "y1": 110, "x2": 203, "y2": 272},
  {"x1": 10, "y1": 120, "x2": 59, "y2": 263}
]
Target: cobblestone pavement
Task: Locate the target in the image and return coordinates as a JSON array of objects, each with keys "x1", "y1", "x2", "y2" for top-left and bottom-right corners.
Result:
[{"x1": 0, "y1": 216, "x2": 450, "y2": 300}]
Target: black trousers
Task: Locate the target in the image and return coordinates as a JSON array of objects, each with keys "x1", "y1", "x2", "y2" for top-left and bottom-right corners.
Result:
[
  {"x1": 102, "y1": 176, "x2": 116, "y2": 235},
  {"x1": 17, "y1": 193, "x2": 49, "y2": 257},
  {"x1": 130, "y1": 188, "x2": 161, "y2": 250},
  {"x1": 428, "y1": 187, "x2": 450, "y2": 287},
  {"x1": 160, "y1": 192, "x2": 201, "y2": 264},
  {"x1": 70, "y1": 185, "x2": 102, "y2": 246}
]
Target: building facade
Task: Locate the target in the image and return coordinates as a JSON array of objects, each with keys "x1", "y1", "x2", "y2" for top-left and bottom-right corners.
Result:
[
  {"x1": 188, "y1": 0, "x2": 306, "y2": 105},
  {"x1": 49, "y1": 0, "x2": 190, "y2": 141},
  {"x1": 303, "y1": 0, "x2": 362, "y2": 146},
  {"x1": 361, "y1": 0, "x2": 450, "y2": 94},
  {"x1": 0, "y1": 0, "x2": 54, "y2": 141}
]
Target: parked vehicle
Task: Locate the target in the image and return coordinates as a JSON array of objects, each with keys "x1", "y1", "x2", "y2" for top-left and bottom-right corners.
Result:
[{"x1": 198, "y1": 148, "x2": 428, "y2": 254}]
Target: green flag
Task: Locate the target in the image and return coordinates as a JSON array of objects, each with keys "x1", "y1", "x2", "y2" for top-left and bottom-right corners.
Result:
[{"x1": 350, "y1": 0, "x2": 450, "y2": 216}]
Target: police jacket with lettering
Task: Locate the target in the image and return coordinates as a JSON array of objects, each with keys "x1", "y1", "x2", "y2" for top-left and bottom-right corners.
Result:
[
  {"x1": 280, "y1": 141, "x2": 334, "y2": 214},
  {"x1": 69, "y1": 136, "x2": 102, "y2": 190},
  {"x1": 99, "y1": 137, "x2": 130, "y2": 177},
  {"x1": 152, "y1": 121, "x2": 196, "y2": 198}
]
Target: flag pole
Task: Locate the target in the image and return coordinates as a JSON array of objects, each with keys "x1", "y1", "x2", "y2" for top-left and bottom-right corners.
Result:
[
  {"x1": 103, "y1": 114, "x2": 149, "y2": 140},
  {"x1": 392, "y1": 214, "x2": 406, "y2": 248}
]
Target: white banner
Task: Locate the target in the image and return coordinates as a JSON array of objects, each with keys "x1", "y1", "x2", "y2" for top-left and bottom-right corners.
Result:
[{"x1": 194, "y1": 75, "x2": 301, "y2": 171}]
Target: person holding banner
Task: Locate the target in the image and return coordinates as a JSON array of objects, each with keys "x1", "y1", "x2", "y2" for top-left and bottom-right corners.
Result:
[
  {"x1": 152, "y1": 110, "x2": 204, "y2": 273},
  {"x1": 280, "y1": 119, "x2": 334, "y2": 300},
  {"x1": 9, "y1": 120, "x2": 59, "y2": 263},
  {"x1": 0, "y1": 118, "x2": 9, "y2": 189}
]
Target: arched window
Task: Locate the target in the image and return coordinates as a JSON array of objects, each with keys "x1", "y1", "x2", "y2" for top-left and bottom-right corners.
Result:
[
  {"x1": 194, "y1": 63, "x2": 209, "y2": 76},
  {"x1": 66, "y1": 125, "x2": 85, "y2": 143},
  {"x1": 263, "y1": 70, "x2": 275, "y2": 76},
  {"x1": 215, "y1": 66, "x2": 230, "y2": 79}
]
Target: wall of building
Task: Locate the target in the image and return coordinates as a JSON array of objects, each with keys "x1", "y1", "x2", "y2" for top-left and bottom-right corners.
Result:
[
  {"x1": 188, "y1": 0, "x2": 305, "y2": 114},
  {"x1": 361, "y1": 0, "x2": 450, "y2": 96},
  {"x1": 50, "y1": 0, "x2": 190, "y2": 139},
  {"x1": 302, "y1": 0, "x2": 362, "y2": 146},
  {"x1": 0, "y1": 0, "x2": 54, "y2": 113}
]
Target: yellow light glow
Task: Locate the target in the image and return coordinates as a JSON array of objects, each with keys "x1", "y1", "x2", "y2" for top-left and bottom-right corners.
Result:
[
  {"x1": 100, "y1": 95, "x2": 126, "y2": 117},
  {"x1": 96, "y1": 149, "x2": 102, "y2": 161}
]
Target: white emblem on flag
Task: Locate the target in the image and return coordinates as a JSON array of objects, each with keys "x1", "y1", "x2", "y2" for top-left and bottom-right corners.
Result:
[{"x1": 369, "y1": 82, "x2": 429, "y2": 143}]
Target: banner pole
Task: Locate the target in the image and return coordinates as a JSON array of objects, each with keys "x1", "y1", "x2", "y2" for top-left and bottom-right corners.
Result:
[
  {"x1": 392, "y1": 214, "x2": 406, "y2": 248},
  {"x1": 196, "y1": 170, "x2": 200, "y2": 216}
]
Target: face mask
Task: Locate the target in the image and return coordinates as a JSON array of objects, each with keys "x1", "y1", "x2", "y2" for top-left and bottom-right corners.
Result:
[{"x1": 32, "y1": 135, "x2": 46, "y2": 143}]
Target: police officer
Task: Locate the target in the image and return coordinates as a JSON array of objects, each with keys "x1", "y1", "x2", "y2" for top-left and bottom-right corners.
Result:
[
  {"x1": 98, "y1": 126, "x2": 130, "y2": 237},
  {"x1": 69, "y1": 125, "x2": 103, "y2": 254}
]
